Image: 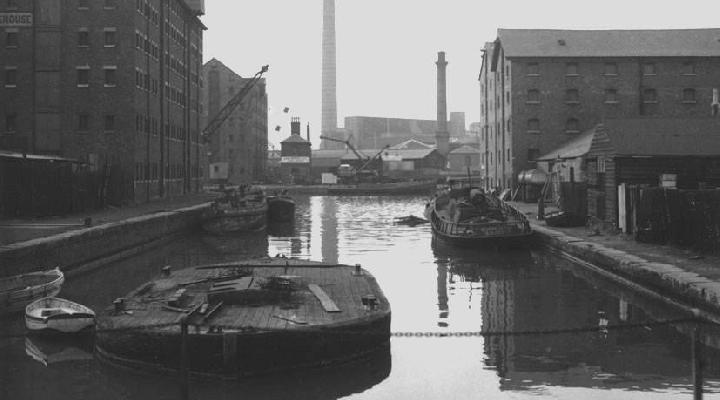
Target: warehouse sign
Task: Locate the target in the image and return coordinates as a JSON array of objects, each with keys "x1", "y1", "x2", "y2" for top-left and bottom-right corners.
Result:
[
  {"x1": 281, "y1": 156, "x2": 310, "y2": 164},
  {"x1": 0, "y1": 13, "x2": 33, "y2": 27}
]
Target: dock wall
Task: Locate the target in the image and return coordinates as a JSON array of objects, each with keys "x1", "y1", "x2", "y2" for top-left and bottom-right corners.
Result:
[
  {"x1": 0, "y1": 203, "x2": 212, "y2": 277},
  {"x1": 532, "y1": 224, "x2": 720, "y2": 318}
]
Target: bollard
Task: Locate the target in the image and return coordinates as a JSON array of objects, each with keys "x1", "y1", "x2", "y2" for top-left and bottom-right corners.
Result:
[
  {"x1": 354, "y1": 264, "x2": 363, "y2": 276},
  {"x1": 113, "y1": 298, "x2": 125, "y2": 313},
  {"x1": 83, "y1": 217, "x2": 92, "y2": 227},
  {"x1": 162, "y1": 265, "x2": 172, "y2": 277}
]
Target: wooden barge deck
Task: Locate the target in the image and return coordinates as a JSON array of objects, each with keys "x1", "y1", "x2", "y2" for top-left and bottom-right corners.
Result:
[{"x1": 95, "y1": 258, "x2": 391, "y2": 377}]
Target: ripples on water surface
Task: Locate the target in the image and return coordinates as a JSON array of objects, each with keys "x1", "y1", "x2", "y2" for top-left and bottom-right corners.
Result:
[{"x1": 2, "y1": 195, "x2": 720, "y2": 399}]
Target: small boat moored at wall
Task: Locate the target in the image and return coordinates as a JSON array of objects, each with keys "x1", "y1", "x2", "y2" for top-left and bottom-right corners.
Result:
[
  {"x1": 25, "y1": 297, "x2": 96, "y2": 333},
  {"x1": 0, "y1": 268, "x2": 65, "y2": 315},
  {"x1": 424, "y1": 184, "x2": 532, "y2": 247},
  {"x1": 95, "y1": 257, "x2": 391, "y2": 377},
  {"x1": 267, "y1": 194, "x2": 296, "y2": 222},
  {"x1": 202, "y1": 190, "x2": 268, "y2": 234}
]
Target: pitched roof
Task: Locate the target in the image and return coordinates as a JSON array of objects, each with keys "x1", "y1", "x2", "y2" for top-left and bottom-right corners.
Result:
[
  {"x1": 281, "y1": 134, "x2": 309, "y2": 144},
  {"x1": 390, "y1": 138, "x2": 434, "y2": 150},
  {"x1": 498, "y1": 28, "x2": 720, "y2": 58},
  {"x1": 599, "y1": 118, "x2": 720, "y2": 156},
  {"x1": 449, "y1": 145, "x2": 479, "y2": 155},
  {"x1": 537, "y1": 130, "x2": 595, "y2": 161}
]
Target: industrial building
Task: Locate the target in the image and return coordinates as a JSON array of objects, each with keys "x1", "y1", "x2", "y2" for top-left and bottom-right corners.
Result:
[
  {"x1": 0, "y1": 0, "x2": 206, "y2": 208},
  {"x1": 201, "y1": 58, "x2": 268, "y2": 185},
  {"x1": 479, "y1": 28, "x2": 720, "y2": 191}
]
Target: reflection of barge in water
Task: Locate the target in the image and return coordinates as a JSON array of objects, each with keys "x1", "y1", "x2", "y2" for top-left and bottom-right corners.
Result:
[{"x1": 95, "y1": 257, "x2": 390, "y2": 377}]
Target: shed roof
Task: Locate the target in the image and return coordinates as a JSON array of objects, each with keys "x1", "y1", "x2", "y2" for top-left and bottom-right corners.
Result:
[
  {"x1": 497, "y1": 28, "x2": 720, "y2": 58},
  {"x1": 537, "y1": 130, "x2": 595, "y2": 161}
]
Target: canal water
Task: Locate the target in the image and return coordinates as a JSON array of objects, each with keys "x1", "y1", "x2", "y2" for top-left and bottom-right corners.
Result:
[{"x1": 2, "y1": 195, "x2": 720, "y2": 399}]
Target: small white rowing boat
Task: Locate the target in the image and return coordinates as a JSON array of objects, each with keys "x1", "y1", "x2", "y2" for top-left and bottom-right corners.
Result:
[{"x1": 25, "y1": 297, "x2": 95, "y2": 334}]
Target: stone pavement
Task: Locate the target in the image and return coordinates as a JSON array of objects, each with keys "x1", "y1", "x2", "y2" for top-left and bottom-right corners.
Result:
[
  {"x1": 0, "y1": 193, "x2": 217, "y2": 246},
  {"x1": 510, "y1": 201, "x2": 720, "y2": 318}
]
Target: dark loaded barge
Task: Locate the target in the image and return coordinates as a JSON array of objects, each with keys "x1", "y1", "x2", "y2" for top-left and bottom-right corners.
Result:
[{"x1": 95, "y1": 258, "x2": 391, "y2": 377}]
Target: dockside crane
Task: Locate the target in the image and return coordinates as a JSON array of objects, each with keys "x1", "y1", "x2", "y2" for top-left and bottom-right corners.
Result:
[
  {"x1": 201, "y1": 65, "x2": 269, "y2": 143},
  {"x1": 202, "y1": 65, "x2": 268, "y2": 186},
  {"x1": 319, "y1": 135, "x2": 389, "y2": 183}
]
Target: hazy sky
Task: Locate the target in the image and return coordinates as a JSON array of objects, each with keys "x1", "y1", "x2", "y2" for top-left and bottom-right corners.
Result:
[{"x1": 202, "y1": 0, "x2": 720, "y2": 148}]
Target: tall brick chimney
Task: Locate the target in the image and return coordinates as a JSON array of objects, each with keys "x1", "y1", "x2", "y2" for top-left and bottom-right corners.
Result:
[
  {"x1": 321, "y1": 0, "x2": 338, "y2": 148},
  {"x1": 436, "y1": 51, "x2": 450, "y2": 157}
]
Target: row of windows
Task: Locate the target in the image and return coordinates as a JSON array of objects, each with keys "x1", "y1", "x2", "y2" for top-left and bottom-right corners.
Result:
[
  {"x1": 78, "y1": 28, "x2": 116, "y2": 47},
  {"x1": 78, "y1": 0, "x2": 117, "y2": 10},
  {"x1": 524, "y1": 118, "x2": 579, "y2": 133},
  {"x1": 134, "y1": 112, "x2": 194, "y2": 142},
  {"x1": 76, "y1": 66, "x2": 117, "y2": 87},
  {"x1": 524, "y1": 87, "x2": 699, "y2": 104},
  {"x1": 525, "y1": 61, "x2": 698, "y2": 76},
  {"x1": 4, "y1": 113, "x2": 117, "y2": 133},
  {"x1": 134, "y1": 162, "x2": 199, "y2": 182}
]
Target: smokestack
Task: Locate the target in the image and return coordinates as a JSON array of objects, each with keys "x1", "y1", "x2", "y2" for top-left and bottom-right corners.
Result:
[
  {"x1": 321, "y1": 0, "x2": 338, "y2": 148},
  {"x1": 291, "y1": 117, "x2": 301, "y2": 136},
  {"x1": 307, "y1": 123, "x2": 311, "y2": 142},
  {"x1": 436, "y1": 51, "x2": 449, "y2": 157}
]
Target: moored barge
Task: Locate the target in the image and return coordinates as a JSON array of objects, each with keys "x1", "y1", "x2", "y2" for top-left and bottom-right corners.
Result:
[{"x1": 95, "y1": 258, "x2": 390, "y2": 377}]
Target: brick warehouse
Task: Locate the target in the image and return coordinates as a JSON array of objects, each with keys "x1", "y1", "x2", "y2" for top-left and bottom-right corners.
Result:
[
  {"x1": 201, "y1": 58, "x2": 268, "y2": 185},
  {"x1": 479, "y1": 28, "x2": 720, "y2": 192},
  {"x1": 0, "y1": 0, "x2": 206, "y2": 205}
]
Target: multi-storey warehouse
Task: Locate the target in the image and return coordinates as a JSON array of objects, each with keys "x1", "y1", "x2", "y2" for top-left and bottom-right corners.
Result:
[
  {"x1": 0, "y1": 0, "x2": 206, "y2": 205},
  {"x1": 479, "y1": 28, "x2": 720, "y2": 191}
]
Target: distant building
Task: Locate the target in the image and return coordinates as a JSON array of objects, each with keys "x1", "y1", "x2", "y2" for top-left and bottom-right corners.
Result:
[
  {"x1": 343, "y1": 116, "x2": 439, "y2": 150},
  {"x1": 201, "y1": 58, "x2": 268, "y2": 185},
  {"x1": 0, "y1": 0, "x2": 206, "y2": 204},
  {"x1": 448, "y1": 145, "x2": 481, "y2": 174},
  {"x1": 280, "y1": 118, "x2": 312, "y2": 184},
  {"x1": 479, "y1": 28, "x2": 720, "y2": 191}
]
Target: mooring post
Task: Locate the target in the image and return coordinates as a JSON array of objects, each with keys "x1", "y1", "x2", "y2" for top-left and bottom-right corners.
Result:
[
  {"x1": 693, "y1": 323, "x2": 704, "y2": 400},
  {"x1": 180, "y1": 317, "x2": 189, "y2": 395}
]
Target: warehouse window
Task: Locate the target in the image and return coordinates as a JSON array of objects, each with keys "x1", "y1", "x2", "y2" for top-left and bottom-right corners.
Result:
[
  {"x1": 104, "y1": 66, "x2": 117, "y2": 87},
  {"x1": 566, "y1": 118, "x2": 580, "y2": 133},
  {"x1": 526, "y1": 62, "x2": 539, "y2": 76},
  {"x1": 527, "y1": 118, "x2": 540, "y2": 133},
  {"x1": 566, "y1": 62, "x2": 578, "y2": 76},
  {"x1": 77, "y1": 29, "x2": 89, "y2": 47},
  {"x1": 76, "y1": 67, "x2": 89, "y2": 87},
  {"x1": 78, "y1": 114, "x2": 90, "y2": 131},
  {"x1": 642, "y1": 62, "x2": 656, "y2": 76},
  {"x1": 604, "y1": 89, "x2": 618, "y2": 104},
  {"x1": 4, "y1": 67, "x2": 17, "y2": 87},
  {"x1": 604, "y1": 62, "x2": 618, "y2": 76},
  {"x1": 5, "y1": 113, "x2": 17, "y2": 132},
  {"x1": 77, "y1": 0, "x2": 89, "y2": 9},
  {"x1": 643, "y1": 88, "x2": 657, "y2": 103},
  {"x1": 104, "y1": 28, "x2": 116, "y2": 47},
  {"x1": 526, "y1": 89, "x2": 540, "y2": 103},
  {"x1": 5, "y1": 29, "x2": 18, "y2": 48},
  {"x1": 681, "y1": 62, "x2": 696, "y2": 76}
]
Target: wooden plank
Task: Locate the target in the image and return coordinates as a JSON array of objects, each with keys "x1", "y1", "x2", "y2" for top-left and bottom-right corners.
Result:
[{"x1": 308, "y1": 283, "x2": 341, "y2": 313}]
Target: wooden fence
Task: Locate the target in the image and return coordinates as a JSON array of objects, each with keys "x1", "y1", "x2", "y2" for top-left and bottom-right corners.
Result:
[{"x1": 634, "y1": 188, "x2": 720, "y2": 251}]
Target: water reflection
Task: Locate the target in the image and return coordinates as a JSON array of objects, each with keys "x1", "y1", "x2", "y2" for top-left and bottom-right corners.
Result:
[{"x1": 6, "y1": 195, "x2": 720, "y2": 399}]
